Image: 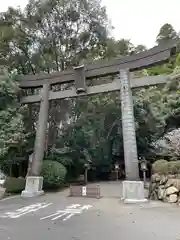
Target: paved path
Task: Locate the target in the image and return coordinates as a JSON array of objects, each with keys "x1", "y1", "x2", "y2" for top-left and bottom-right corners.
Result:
[{"x1": 0, "y1": 183, "x2": 180, "y2": 240}]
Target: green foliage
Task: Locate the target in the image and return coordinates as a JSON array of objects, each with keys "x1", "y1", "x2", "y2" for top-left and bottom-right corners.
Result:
[
  {"x1": 101, "y1": 38, "x2": 146, "y2": 60},
  {"x1": 1, "y1": 0, "x2": 180, "y2": 180},
  {"x1": 0, "y1": 73, "x2": 27, "y2": 158},
  {"x1": 168, "y1": 161, "x2": 180, "y2": 175},
  {"x1": 152, "y1": 160, "x2": 169, "y2": 174},
  {"x1": 4, "y1": 177, "x2": 25, "y2": 193},
  {"x1": 156, "y1": 23, "x2": 179, "y2": 44},
  {"x1": 133, "y1": 87, "x2": 166, "y2": 157},
  {"x1": 152, "y1": 160, "x2": 180, "y2": 175},
  {"x1": 54, "y1": 87, "x2": 168, "y2": 177},
  {"x1": 175, "y1": 53, "x2": 180, "y2": 66},
  {"x1": 0, "y1": 0, "x2": 110, "y2": 178},
  {"x1": 47, "y1": 151, "x2": 73, "y2": 167},
  {"x1": 0, "y1": 0, "x2": 109, "y2": 73},
  {"x1": 41, "y1": 160, "x2": 67, "y2": 189},
  {"x1": 56, "y1": 93, "x2": 121, "y2": 176},
  {"x1": 160, "y1": 68, "x2": 180, "y2": 131}
]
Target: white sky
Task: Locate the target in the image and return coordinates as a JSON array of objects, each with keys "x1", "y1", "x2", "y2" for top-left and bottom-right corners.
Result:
[{"x1": 1, "y1": 0, "x2": 180, "y2": 48}]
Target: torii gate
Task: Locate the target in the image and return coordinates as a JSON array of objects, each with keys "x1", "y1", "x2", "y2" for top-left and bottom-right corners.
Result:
[{"x1": 19, "y1": 40, "x2": 176, "y2": 201}]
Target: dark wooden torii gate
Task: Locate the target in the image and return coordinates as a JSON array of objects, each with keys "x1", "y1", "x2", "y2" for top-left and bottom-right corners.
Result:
[{"x1": 19, "y1": 40, "x2": 176, "y2": 198}]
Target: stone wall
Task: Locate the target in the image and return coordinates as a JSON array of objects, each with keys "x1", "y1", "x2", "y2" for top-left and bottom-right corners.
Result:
[{"x1": 149, "y1": 174, "x2": 180, "y2": 203}]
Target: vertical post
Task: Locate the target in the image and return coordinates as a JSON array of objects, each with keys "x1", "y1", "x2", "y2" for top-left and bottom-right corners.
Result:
[
  {"x1": 84, "y1": 168, "x2": 88, "y2": 185},
  {"x1": 120, "y1": 69, "x2": 147, "y2": 203},
  {"x1": 143, "y1": 171, "x2": 147, "y2": 187},
  {"x1": 116, "y1": 170, "x2": 118, "y2": 181},
  {"x1": 22, "y1": 83, "x2": 50, "y2": 198},
  {"x1": 120, "y1": 69, "x2": 139, "y2": 181},
  {"x1": 31, "y1": 82, "x2": 50, "y2": 176}
]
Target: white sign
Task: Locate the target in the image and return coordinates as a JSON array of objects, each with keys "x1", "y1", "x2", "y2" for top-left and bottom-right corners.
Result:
[
  {"x1": 40, "y1": 204, "x2": 92, "y2": 221},
  {"x1": 1, "y1": 202, "x2": 52, "y2": 219},
  {"x1": 82, "y1": 186, "x2": 87, "y2": 196}
]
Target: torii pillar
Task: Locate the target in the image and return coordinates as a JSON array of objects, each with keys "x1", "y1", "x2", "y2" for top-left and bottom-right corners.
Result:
[
  {"x1": 21, "y1": 83, "x2": 50, "y2": 197},
  {"x1": 120, "y1": 69, "x2": 147, "y2": 203}
]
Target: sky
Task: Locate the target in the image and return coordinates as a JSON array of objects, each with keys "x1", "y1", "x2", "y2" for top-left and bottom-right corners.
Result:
[{"x1": 1, "y1": 0, "x2": 180, "y2": 48}]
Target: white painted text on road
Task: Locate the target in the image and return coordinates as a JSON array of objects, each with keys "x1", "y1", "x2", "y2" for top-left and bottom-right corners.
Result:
[
  {"x1": 1, "y1": 202, "x2": 52, "y2": 219},
  {"x1": 40, "y1": 204, "x2": 92, "y2": 221}
]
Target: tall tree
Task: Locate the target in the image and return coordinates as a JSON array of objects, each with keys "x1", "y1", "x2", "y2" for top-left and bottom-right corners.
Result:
[
  {"x1": 156, "y1": 23, "x2": 179, "y2": 44},
  {"x1": 134, "y1": 44, "x2": 147, "y2": 54},
  {"x1": 0, "y1": 69, "x2": 27, "y2": 173},
  {"x1": 0, "y1": 0, "x2": 110, "y2": 74},
  {"x1": 101, "y1": 38, "x2": 136, "y2": 59},
  {"x1": 0, "y1": 0, "x2": 111, "y2": 159}
]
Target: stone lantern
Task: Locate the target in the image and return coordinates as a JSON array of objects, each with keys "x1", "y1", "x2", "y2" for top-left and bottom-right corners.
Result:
[
  {"x1": 114, "y1": 163, "x2": 119, "y2": 181},
  {"x1": 84, "y1": 160, "x2": 92, "y2": 185},
  {"x1": 140, "y1": 157, "x2": 148, "y2": 187}
]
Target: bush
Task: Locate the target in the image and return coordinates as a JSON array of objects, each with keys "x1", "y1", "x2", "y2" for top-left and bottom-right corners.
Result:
[
  {"x1": 41, "y1": 160, "x2": 67, "y2": 189},
  {"x1": 168, "y1": 161, "x2": 180, "y2": 175},
  {"x1": 4, "y1": 177, "x2": 25, "y2": 193},
  {"x1": 152, "y1": 160, "x2": 169, "y2": 175},
  {"x1": 152, "y1": 160, "x2": 180, "y2": 175}
]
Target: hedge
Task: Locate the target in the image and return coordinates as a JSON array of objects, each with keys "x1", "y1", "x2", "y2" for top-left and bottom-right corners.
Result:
[
  {"x1": 152, "y1": 160, "x2": 180, "y2": 175},
  {"x1": 4, "y1": 177, "x2": 25, "y2": 193},
  {"x1": 41, "y1": 160, "x2": 67, "y2": 189}
]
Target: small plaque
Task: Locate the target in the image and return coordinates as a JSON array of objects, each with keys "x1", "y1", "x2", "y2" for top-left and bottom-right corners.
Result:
[{"x1": 74, "y1": 65, "x2": 86, "y2": 93}]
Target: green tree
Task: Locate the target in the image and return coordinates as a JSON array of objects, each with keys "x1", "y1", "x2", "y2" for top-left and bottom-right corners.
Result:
[
  {"x1": 1, "y1": 6, "x2": 180, "y2": 179},
  {"x1": 0, "y1": 70, "x2": 28, "y2": 176},
  {"x1": 148, "y1": 23, "x2": 179, "y2": 76},
  {"x1": 101, "y1": 38, "x2": 138, "y2": 59},
  {"x1": 134, "y1": 44, "x2": 147, "y2": 54},
  {"x1": 156, "y1": 23, "x2": 179, "y2": 44},
  {"x1": 0, "y1": 0, "x2": 111, "y2": 158},
  {"x1": 0, "y1": 71, "x2": 26, "y2": 155},
  {"x1": 51, "y1": 85, "x2": 168, "y2": 179},
  {"x1": 57, "y1": 93, "x2": 121, "y2": 175},
  {"x1": 0, "y1": 0, "x2": 110, "y2": 74}
]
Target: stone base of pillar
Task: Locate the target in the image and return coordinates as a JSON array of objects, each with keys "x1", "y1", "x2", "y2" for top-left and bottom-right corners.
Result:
[
  {"x1": 122, "y1": 180, "x2": 148, "y2": 203},
  {"x1": 21, "y1": 176, "x2": 44, "y2": 198},
  {"x1": 0, "y1": 187, "x2": 5, "y2": 199}
]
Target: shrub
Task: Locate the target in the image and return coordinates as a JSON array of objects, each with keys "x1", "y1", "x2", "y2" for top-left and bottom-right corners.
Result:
[
  {"x1": 152, "y1": 160, "x2": 180, "y2": 175},
  {"x1": 152, "y1": 160, "x2": 169, "y2": 175},
  {"x1": 41, "y1": 160, "x2": 67, "y2": 189},
  {"x1": 4, "y1": 177, "x2": 25, "y2": 193},
  {"x1": 168, "y1": 161, "x2": 180, "y2": 175}
]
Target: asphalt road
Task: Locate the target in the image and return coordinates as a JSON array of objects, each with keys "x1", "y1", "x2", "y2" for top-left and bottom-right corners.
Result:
[{"x1": 0, "y1": 185, "x2": 180, "y2": 240}]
